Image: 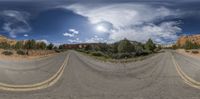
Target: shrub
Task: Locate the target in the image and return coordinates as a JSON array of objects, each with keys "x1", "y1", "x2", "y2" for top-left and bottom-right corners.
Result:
[
  {"x1": 91, "y1": 51, "x2": 104, "y2": 56},
  {"x1": 192, "y1": 50, "x2": 199, "y2": 54},
  {"x1": 47, "y1": 43, "x2": 54, "y2": 50},
  {"x1": 145, "y1": 39, "x2": 156, "y2": 52},
  {"x1": 17, "y1": 50, "x2": 27, "y2": 55},
  {"x1": 185, "y1": 50, "x2": 190, "y2": 53},
  {"x1": 111, "y1": 53, "x2": 132, "y2": 59},
  {"x1": 55, "y1": 49, "x2": 61, "y2": 53},
  {"x1": 2, "y1": 50, "x2": 13, "y2": 56},
  {"x1": 133, "y1": 50, "x2": 151, "y2": 57},
  {"x1": 117, "y1": 39, "x2": 135, "y2": 53}
]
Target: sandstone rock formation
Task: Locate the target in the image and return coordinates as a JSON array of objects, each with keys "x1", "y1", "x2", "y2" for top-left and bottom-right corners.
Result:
[
  {"x1": 176, "y1": 34, "x2": 200, "y2": 47},
  {"x1": 0, "y1": 35, "x2": 16, "y2": 45}
]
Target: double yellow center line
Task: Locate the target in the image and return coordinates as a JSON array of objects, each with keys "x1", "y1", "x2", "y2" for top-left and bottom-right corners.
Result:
[
  {"x1": 0, "y1": 53, "x2": 70, "y2": 91},
  {"x1": 171, "y1": 53, "x2": 200, "y2": 89}
]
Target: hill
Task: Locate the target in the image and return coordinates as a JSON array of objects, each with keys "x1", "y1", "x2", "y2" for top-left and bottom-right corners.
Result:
[
  {"x1": 176, "y1": 34, "x2": 200, "y2": 47},
  {"x1": 0, "y1": 35, "x2": 16, "y2": 45}
]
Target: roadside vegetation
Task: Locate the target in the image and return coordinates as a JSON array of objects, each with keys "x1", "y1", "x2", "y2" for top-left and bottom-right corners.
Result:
[
  {"x1": 173, "y1": 40, "x2": 200, "y2": 50},
  {"x1": 173, "y1": 40, "x2": 200, "y2": 54},
  {"x1": 77, "y1": 38, "x2": 161, "y2": 61},
  {"x1": 0, "y1": 40, "x2": 66, "y2": 56}
]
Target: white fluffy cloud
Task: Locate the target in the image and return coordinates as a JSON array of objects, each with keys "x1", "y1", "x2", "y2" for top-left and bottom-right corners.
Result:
[
  {"x1": 85, "y1": 35, "x2": 107, "y2": 43},
  {"x1": 69, "y1": 29, "x2": 79, "y2": 34},
  {"x1": 63, "y1": 32, "x2": 75, "y2": 37},
  {"x1": 66, "y1": 3, "x2": 182, "y2": 44},
  {"x1": 63, "y1": 28, "x2": 79, "y2": 37},
  {"x1": 68, "y1": 38, "x2": 82, "y2": 43},
  {"x1": 24, "y1": 34, "x2": 28, "y2": 37},
  {"x1": 36, "y1": 39, "x2": 49, "y2": 44}
]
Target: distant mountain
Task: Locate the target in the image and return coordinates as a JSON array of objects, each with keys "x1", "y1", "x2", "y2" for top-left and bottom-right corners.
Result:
[
  {"x1": 0, "y1": 35, "x2": 17, "y2": 45},
  {"x1": 176, "y1": 34, "x2": 200, "y2": 47}
]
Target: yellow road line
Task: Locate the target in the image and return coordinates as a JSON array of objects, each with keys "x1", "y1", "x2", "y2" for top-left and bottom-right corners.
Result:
[
  {"x1": 0, "y1": 53, "x2": 70, "y2": 91},
  {"x1": 171, "y1": 53, "x2": 200, "y2": 89}
]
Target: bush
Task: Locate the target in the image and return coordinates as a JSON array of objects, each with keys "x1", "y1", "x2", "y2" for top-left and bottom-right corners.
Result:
[
  {"x1": 117, "y1": 39, "x2": 135, "y2": 53},
  {"x1": 185, "y1": 50, "x2": 190, "y2": 53},
  {"x1": 192, "y1": 50, "x2": 199, "y2": 54},
  {"x1": 2, "y1": 50, "x2": 13, "y2": 56},
  {"x1": 111, "y1": 53, "x2": 132, "y2": 59},
  {"x1": 142, "y1": 50, "x2": 152, "y2": 55},
  {"x1": 91, "y1": 51, "x2": 104, "y2": 56},
  {"x1": 55, "y1": 49, "x2": 61, "y2": 53},
  {"x1": 17, "y1": 50, "x2": 27, "y2": 55}
]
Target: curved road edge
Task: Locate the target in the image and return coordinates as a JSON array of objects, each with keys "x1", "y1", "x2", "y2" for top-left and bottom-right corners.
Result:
[
  {"x1": 171, "y1": 52, "x2": 200, "y2": 89},
  {"x1": 0, "y1": 52, "x2": 70, "y2": 92}
]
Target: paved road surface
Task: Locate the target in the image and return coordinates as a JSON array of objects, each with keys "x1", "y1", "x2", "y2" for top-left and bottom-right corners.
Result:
[
  {"x1": 0, "y1": 53, "x2": 66, "y2": 85},
  {"x1": 0, "y1": 50, "x2": 200, "y2": 99}
]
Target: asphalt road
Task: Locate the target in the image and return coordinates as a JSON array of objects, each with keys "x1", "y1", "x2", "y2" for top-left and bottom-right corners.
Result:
[{"x1": 0, "y1": 50, "x2": 200, "y2": 99}]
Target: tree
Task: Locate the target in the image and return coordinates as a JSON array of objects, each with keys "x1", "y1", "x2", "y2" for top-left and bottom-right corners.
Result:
[
  {"x1": 47, "y1": 43, "x2": 54, "y2": 50},
  {"x1": 117, "y1": 38, "x2": 134, "y2": 53},
  {"x1": 145, "y1": 38, "x2": 156, "y2": 52},
  {"x1": 15, "y1": 41, "x2": 24, "y2": 49},
  {"x1": 59, "y1": 44, "x2": 65, "y2": 49},
  {"x1": 24, "y1": 39, "x2": 36, "y2": 49},
  {"x1": 36, "y1": 42, "x2": 46, "y2": 50},
  {"x1": 111, "y1": 42, "x2": 118, "y2": 53},
  {"x1": 184, "y1": 40, "x2": 199, "y2": 50},
  {"x1": 0, "y1": 42, "x2": 11, "y2": 49},
  {"x1": 53, "y1": 46, "x2": 58, "y2": 50},
  {"x1": 172, "y1": 44, "x2": 177, "y2": 50}
]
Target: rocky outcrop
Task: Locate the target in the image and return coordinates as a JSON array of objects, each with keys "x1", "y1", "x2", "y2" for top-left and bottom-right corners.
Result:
[
  {"x1": 0, "y1": 35, "x2": 17, "y2": 45},
  {"x1": 176, "y1": 34, "x2": 200, "y2": 47}
]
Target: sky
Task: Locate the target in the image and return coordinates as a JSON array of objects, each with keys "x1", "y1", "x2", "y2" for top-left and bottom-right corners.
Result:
[{"x1": 0, "y1": 0, "x2": 200, "y2": 45}]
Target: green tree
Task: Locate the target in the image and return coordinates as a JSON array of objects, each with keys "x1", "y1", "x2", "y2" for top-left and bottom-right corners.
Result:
[
  {"x1": 184, "y1": 40, "x2": 199, "y2": 50},
  {"x1": 111, "y1": 43, "x2": 118, "y2": 53},
  {"x1": 24, "y1": 40, "x2": 36, "y2": 49},
  {"x1": 15, "y1": 41, "x2": 24, "y2": 49},
  {"x1": 53, "y1": 46, "x2": 58, "y2": 50},
  {"x1": 59, "y1": 44, "x2": 65, "y2": 49},
  {"x1": 36, "y1": 42, "x2": 46, "y2": 50},
  {"x1": 47, "y1": 43, "x2": 54, "y2": 50},
  {"x1": 117, "y1": 38, "x2": 134, "y2": 53},
  {"x1": 0, "y1": 42, "x2": 11, "y2": 49},
  {"x1": 145, "y1": 39, "x2": 156, "y2": 52}
]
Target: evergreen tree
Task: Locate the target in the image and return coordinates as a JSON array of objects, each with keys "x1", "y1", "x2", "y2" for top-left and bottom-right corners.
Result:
[
  {"x1": 145, "y1": 38, "x2": 156, "y2": 52},
  {"x1": 36, "y1": 42, "x2": 46, "y2": 50},
  {"x1": 15, "y1": 41, "x2": 23, "y2": 49},
  {"x1": 24, "y1": 40, "x2": 36, "y2": 49},
  {"x1": 184, "y1": 40, "x2": 199, "y2": 49},
  {"x1": 59, "y1": 45, "x2": 65, "y2": 49},
  {"x1": 117, "y1": 38, "x2": 134, "y2": 53},
  {"x1": 47, "y1": 43, "x2": 54, "y2": 50}
]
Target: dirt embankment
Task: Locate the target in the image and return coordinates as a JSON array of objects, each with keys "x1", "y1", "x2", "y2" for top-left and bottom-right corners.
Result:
[
  {"x1": 0, "y1": 49, "x2": 58, "y2": 61},
  {"x1": 176, "y1": 49, "x2": 200, "y2": 58}
]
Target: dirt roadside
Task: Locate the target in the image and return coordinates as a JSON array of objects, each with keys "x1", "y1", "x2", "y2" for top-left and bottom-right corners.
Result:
[
  {"x1": 176, "y1": 49, "x2": 200, "y2": 58},
  {"x1": 0, "y1": 49, "x2": 59, "y2": 61}
]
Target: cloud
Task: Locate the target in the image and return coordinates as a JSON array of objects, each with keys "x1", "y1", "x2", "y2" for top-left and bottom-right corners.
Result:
[
  {"x1": 63, "y1": 28, "x2": 79, "y2": 37},
  {"x1": 85, "y1": 35, "x2": 107, "y2": 43},
  {"x1": 69, "y1": 28, "x2": 79, "y2": 34},
  {"x1": 24, "y1": 34, "x2": 28, "y2": 37},
  {"x1": 66, "y1": 3, "x2": 182, "y2": 44},
  {"x1": 110, "y1": 22, "x2": 181, "y2": 44},
  {"x1": 0, "y1": 10, "x2": 31, "y2": 38},
  {"x1": 36, "y1": 39, "x2": 49, "y2": 44},
  {"x1": 63, "y1": 32, "x2": 75, "y2": 37},
  {"x1": 68, "y1": 38, "x2": 82, "y2": 43}
]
